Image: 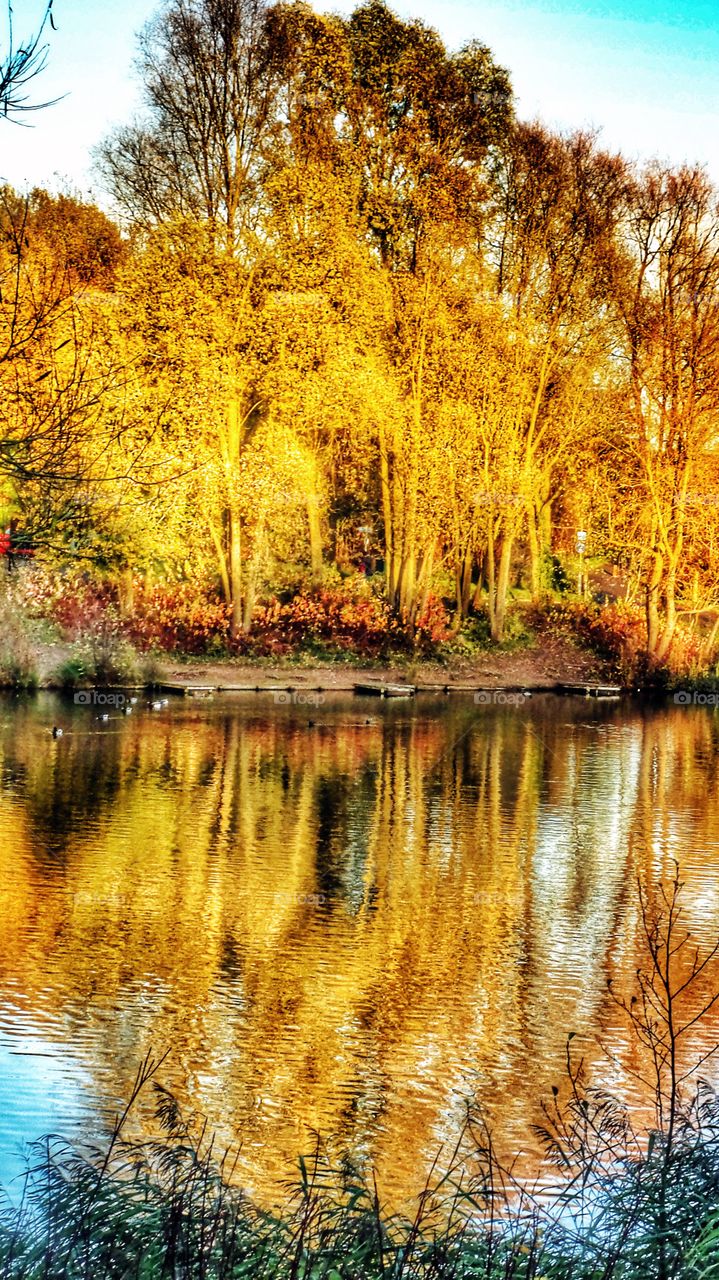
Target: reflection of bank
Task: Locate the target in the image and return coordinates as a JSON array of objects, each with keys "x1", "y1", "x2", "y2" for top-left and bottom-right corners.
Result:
[{"x1": 0, "y1": 1034, "x2": 92, "y2": 1194}]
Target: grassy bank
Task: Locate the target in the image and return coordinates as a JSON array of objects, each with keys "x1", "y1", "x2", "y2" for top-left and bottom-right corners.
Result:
[{"x1": 3, "y1": 873, "x2": 719, "y2": 1279}]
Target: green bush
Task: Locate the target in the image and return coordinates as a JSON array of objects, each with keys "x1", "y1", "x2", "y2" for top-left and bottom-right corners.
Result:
[
  {"x1": 438, "y1": 607, "x2": 536, "y2": 660},
  {"x1": 55, "y1": 614, "x2": 141, "y2": 687}
]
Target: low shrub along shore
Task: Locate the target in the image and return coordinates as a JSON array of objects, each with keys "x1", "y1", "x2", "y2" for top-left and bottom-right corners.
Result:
[{"x1": 4, "y1": 564, "x2": 719, "y2": 694}]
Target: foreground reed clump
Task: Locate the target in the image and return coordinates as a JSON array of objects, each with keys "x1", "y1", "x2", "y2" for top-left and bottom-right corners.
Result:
[{"x1": 3, "y1": 869, "x2": 719, "y2": 1279}]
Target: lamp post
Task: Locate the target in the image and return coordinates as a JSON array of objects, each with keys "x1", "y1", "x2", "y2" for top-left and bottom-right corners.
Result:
[
  {"x1": 358, "y1": 525, "x2": 374, "y2": 575},
  {"x1": 576, "y1": 529, "x2": 587, "y2": 599}
]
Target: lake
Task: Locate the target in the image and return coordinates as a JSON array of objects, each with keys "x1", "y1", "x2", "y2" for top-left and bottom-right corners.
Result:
[{"x1": 1, "y1": 689, "x2": 719, "y2": 1207}]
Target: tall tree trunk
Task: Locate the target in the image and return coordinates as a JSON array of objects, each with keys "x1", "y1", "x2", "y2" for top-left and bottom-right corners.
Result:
[
  {"x1": 242, "y1": 522, "x2": 266, "y2": 634},
  {"x1": 307, "y1": 491, "x2": 323, "y2": 587},
  {"x1": 224, "y1": 394, "x2": 245, "y2": 639},
  {"x1": 242, "y1": 564, "x2": 256, "y2": 633},
  {"x1": 208, "y1": 516, "x2": 231, "y2": 605},
  {"x1": 527, "y1": 506, "x2": 541, "y2": 604},
  {"x1": 527, "y1": 483, "x2": 552, "y2": 603},
  {"x1": 411, "y1": 543, "x2": 434, "y2": 628},
  {"x1": 455, "y1": 544, "x2": 473, "y2": 621},
  {"x1": 488, "y1": 535, "x2": 511, "y2": 645},
  {"x1": 654, "y1": 564, "x2": 678, "y2": 666},
  {"x1": 229, "y1": 504, "x2": 243, "y2": 638},
  {"x1": 491, "y1": 534, "x2": 514, "y2": 643},
  {"x1": 653, "y1": 495, "x2": 687, "y2": 665},
  {"x1": 379, "y1": 425, "x2": 399, "y2": 610},
  {"x1": 398, "y1": 549, "x2": 417, "y2": 619},
  {"x1": 645, "y1": 549, "x2": 663, "y2": 662},
  {"x1": 486, "y1": 527, "x2": 497, "y2": 638},
  {"x1": 540, "y1": 491, "x2": 552, "y2": 568},
  {"x1": 472, "y1": 550, "x2": 485, "y2": 613}
]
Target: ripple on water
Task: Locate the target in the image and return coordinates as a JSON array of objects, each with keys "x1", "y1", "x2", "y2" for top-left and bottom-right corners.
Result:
[{"x1": 2, "y1": 691, "x2": 719, "y2": 1205}]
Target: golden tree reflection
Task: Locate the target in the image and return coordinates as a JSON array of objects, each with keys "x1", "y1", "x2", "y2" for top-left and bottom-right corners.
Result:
[{"x1": 1, "y1": 695, "x2": 719, "y2": 1205}]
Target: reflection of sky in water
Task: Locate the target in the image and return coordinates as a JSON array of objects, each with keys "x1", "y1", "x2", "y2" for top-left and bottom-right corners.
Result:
[
  {"x1": 530, "y1": 725, "x2": 641, "y2": 1025},
  {"x1": 0, "y1": 1029, "x2": 90, "y2": 1191}
]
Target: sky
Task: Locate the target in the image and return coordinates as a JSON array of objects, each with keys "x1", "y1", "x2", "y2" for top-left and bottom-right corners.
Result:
[{"x1": 0, "y1": 0, "x2": 718, "y2": 204}]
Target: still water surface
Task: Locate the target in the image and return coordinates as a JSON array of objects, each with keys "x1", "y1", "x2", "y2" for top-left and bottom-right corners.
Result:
[{"x1": 1, "y1": 691, "x2": 719, "y2": 1204}]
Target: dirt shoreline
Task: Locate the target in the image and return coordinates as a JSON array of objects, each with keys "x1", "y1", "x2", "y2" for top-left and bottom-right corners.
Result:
[
  {"x1": 0, "y1": 636, "x2": 624, "y2": 694},
  {"x1": 156, "y1": 636, "x2": 622, "y2": 692},
  {"x1": 23, "y1": 636, "x2": 620, "y2": 694}
]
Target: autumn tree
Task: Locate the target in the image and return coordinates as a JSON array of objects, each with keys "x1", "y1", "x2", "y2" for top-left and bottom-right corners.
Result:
[
  {"x1": 470, "y1": 127, "x2": 626, "y2": 636},
  {"x1": 97, "y1": 0, "x2": 277, "y2": 250},
  {"x1": 119, "y1": 220, "x2": 334, "y2": 631},
  {"x1": 90, "y1": 0, "x2": 719, "y2": 668},
  {"x1": 0, "y1": 188, "x2": 136, "y2": 551},
  {"x1": 611, "y1": 165, "x2": 719, "y2": 665},
  {"x1": 258, "y1": 140, "x2": 392, "y2": 586},
  {"x1": 342, "y1": 0, "x2": 511, "y2": 269},
  {"x1": 99, "y1": 0, "x2": 294, "y2": 629},
  {"x1": 339, "y1": 2, "x2": 513, "y2": 623},
  {"x1": 25, "y1": 189, "x2": 126, "y2": 289},
  {"x1": 0, "y1": 10, "x2": 141, "y2": 564}
]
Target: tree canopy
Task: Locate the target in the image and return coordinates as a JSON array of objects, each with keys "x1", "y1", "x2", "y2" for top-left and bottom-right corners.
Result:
[{"x1": 4, "y1": 0, "x2": 719, "y2": 673}]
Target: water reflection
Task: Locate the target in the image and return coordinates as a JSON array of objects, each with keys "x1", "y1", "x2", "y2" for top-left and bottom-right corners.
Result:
[{"x1": 1, "y1": 692, "x2": 719, "y2": 1204}]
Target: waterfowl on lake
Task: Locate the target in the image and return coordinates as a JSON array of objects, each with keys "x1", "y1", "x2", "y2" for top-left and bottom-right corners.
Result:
[
  {"x1": 51, "y1": 726, "x2": 63, "y2": 738},
  {"x1": 150, "y1": 700, "x2": 162, "y2": 710},
  {"x1": 97, "y1": 713, "x2": 110, "y2": 722}
]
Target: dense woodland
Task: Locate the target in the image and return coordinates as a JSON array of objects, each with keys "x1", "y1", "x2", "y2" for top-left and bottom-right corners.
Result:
[{"x1": 3, "y1": 0, "x2": 719, "y2": 671}]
